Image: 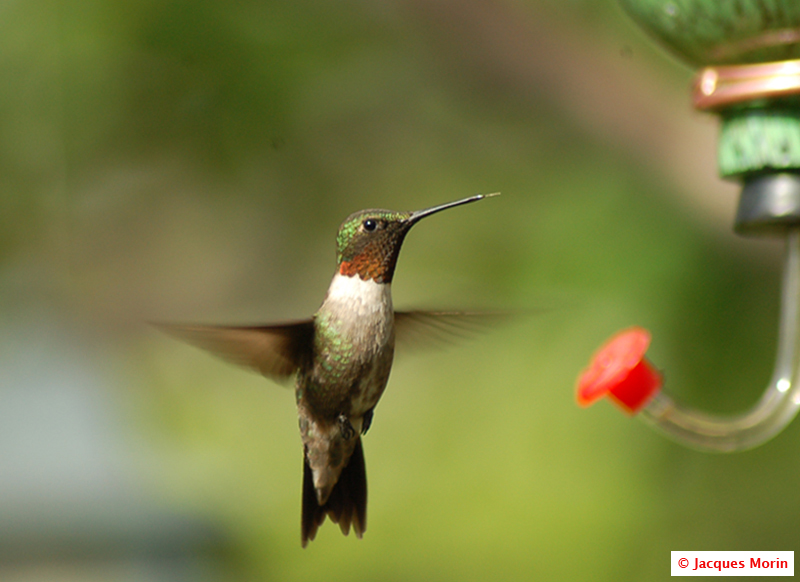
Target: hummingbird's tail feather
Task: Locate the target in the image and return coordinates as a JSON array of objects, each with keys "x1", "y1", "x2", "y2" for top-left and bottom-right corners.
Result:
[
  {"x1": 301, "y1": 437, "x2": 367, "y2": 547},
  {"x1": 301, "y1": 460, "x2": 326, "y2": 547}
]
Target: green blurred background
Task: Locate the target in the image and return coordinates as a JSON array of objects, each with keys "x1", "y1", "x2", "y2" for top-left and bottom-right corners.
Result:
[{"x1": 1, "y1": 0, "x2": 797, "y2": 580}]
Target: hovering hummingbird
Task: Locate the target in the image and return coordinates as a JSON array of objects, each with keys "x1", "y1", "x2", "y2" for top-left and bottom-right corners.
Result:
[{"x1": 159, "y1": 193, "x2": 499, "y2": 546}]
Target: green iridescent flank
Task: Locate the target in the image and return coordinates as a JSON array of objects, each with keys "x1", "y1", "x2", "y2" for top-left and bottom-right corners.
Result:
[
  {"x1": 309, "y1": 311, "x2": 355, "y2": 400},
  {"x1": 336, "y1": 209, "x2": 409, "y2": 263}
]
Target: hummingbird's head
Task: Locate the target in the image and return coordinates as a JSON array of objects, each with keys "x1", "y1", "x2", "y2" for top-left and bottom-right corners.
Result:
[{"x1": 335, "y1": 193, "x2": 497, "y2": 283}]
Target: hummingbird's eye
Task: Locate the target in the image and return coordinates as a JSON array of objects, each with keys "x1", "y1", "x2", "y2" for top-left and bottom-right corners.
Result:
[{"x1": 363, "y1": 219, "x2": 377, "y2": 232}]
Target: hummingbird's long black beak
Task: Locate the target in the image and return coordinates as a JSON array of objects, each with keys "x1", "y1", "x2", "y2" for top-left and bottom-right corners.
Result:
[{"x1": 406, "y1": 192, "x2": 499, "y2": 225}]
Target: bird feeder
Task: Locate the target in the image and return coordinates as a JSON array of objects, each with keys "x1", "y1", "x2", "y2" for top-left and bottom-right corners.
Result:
[
  {"x1": 578, "y1": 1, "x2": 800, "y2": 452},
  {"x1": 576, "y1": 327, "x2": 662, "y2": 414}
]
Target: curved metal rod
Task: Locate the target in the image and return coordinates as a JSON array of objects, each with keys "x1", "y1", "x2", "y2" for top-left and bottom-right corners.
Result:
[{"x1": 640, "y1": 229, "x2": 800, "y2": 452}]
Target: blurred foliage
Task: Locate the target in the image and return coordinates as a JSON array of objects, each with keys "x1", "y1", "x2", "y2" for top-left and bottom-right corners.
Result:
[{"x1": 0, "y1": 0, "x2": 798, "y2": 581}]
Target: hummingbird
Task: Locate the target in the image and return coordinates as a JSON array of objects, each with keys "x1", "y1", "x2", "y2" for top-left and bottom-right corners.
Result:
[{"x1": 158, "y1": 193, "x2": 499, "y2": 546}]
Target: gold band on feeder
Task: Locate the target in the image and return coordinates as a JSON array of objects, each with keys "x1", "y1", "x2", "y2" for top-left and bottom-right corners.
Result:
[{"x1": 693, "y1": 58, "x2": 800, "y2": 111}]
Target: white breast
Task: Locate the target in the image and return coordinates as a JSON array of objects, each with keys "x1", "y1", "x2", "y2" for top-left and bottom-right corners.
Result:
[
  {"x1": 323, "y1": 273, "x2": 393, "y2": 317},
  {"x1": 320, "y1": 273, "x2": 394, "y2": 349}
]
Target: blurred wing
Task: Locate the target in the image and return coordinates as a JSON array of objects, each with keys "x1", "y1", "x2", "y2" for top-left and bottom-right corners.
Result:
[
  {"x1": 155, "y1": 320, "x2": 315, "y2": 382},
  {"x1": 394, "y1": 310, "x2": 511, "y2": 352}
]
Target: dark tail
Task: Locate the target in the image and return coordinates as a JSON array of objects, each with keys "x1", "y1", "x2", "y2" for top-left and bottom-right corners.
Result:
[{"x1": 301, "y1": 437, "x2": 367, "y2": 547}]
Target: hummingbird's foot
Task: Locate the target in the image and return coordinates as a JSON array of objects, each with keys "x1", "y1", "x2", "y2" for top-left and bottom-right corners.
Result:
[
  {"x1": 361, "y1": 408, "x2": 374, "y2": 435},
  {"x1": 338, "y1": 413, "x2": 356, "y2": 440}
]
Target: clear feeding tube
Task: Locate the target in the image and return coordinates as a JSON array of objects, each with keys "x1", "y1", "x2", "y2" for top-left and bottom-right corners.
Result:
[{"x1": 640, "y1": 229, "x2": 800, "y2": 452}]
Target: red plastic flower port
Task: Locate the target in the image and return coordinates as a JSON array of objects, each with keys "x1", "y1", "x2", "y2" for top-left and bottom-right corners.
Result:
[{"x1": 576, "y1": 327, "x2": 662, "y2": 414}]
